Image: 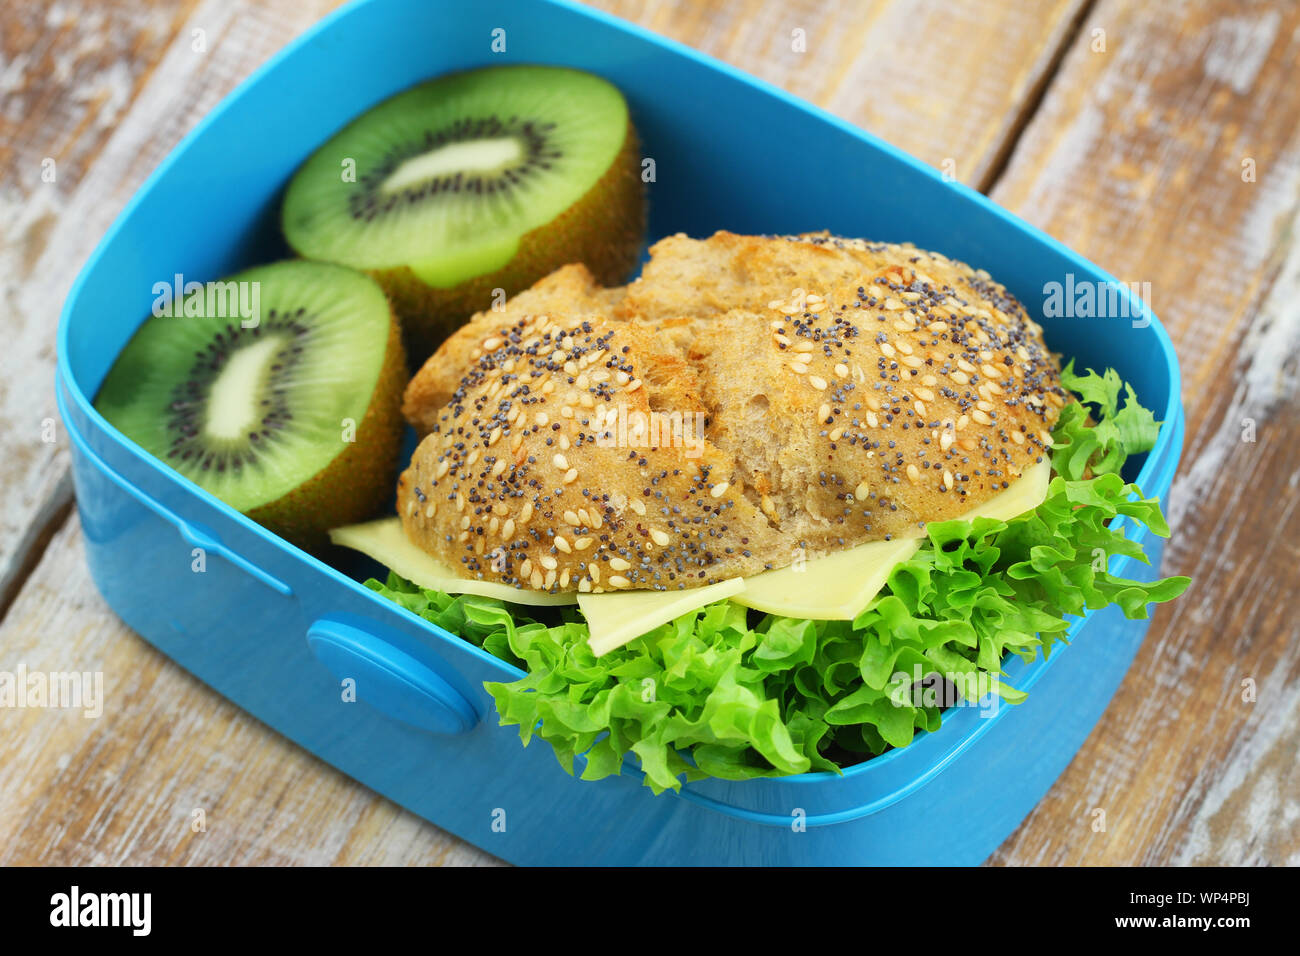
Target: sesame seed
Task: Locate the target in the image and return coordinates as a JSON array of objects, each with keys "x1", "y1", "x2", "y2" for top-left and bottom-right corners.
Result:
[
  {"x1": 915, "y1": 387, "x2": 935, "y2": 402},
  {"x1": 608, "y1": 575, "x2": 632, "y2": 589},
  {"x1": 564, "y1": 510, "x2": 581, "y2": 526},
  {"x1": 519, "y1": 501, "x2": 534, "y2": 523},
  {"x1": 854, "y1": 480, "x2": 870, "y2": 500},
  {"x1": 834, "y1": 363, "x2": 849, "y2": 379},
  {"x1": 711, "y1": 482, "x2": 730, "y2": 498},
  {"x1": 553, "y1": 453, "x2": 569, "y2": 470},
  {"x1": 574, "y1": 536, "x2": 593, "y2": 550},
  {"x1": 972, "y1": 409, "x2": 993, "y2": 425},
  {"x1": 539, "y1": 555, "x2": 558, "y2": 571},
  {"x1": 943, "y1": 470, "x2": 954, "y2": 490},
  {"x1": 951, "y1": 371, "x2": 970, "y2": 385},
  {"x1": 809, "y1": 375, "x2": 828, "y2": 390},
  {"x1": 609, "y1": 557, "x2": 631, "y2": 571},
  {"x1": 791, "y1": 362, "x2": 810, "y2": 374},
  {"x1": 650, "y1": 528, "x2": 671, "y2": 547},
  {"x1": 502, "y1": 518, "x2": 515, "y2": 539},
  {"x1": 630, "y1": 498, "x2": 647, "y2": 516},
  {"x1": 563, "y1": 468, "x2": 578, "y2": 484},
  {"x1": 829, "y1": 426, "x2": 845, "y2": 441},
  {"x1": 907, "y1": 464, "x2": 920, "y2": 484}
]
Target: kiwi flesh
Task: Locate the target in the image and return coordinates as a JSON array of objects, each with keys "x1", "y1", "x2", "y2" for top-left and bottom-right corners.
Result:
[
  {"x1": 281, "y1": 64, "x2": 646, "y2": 359},
  {"x1": 95, "y1": 260, "x2": 406, "y2": 551}
]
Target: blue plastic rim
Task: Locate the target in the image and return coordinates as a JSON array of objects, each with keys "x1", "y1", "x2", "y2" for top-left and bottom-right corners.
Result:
[{"x1": 54, "y1": 0, "x2": 1184, "y2": 864}]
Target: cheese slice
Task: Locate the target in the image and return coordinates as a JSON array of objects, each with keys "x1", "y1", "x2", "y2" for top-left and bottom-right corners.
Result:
[
  {"x1": 579, "y1": 576, "x2": 746, "y2": 657},
  {"x1": 329, "y1": 517, "x2": 577, "y2": 606},
  {"x1": 731, "y1": 535, "x2": 923, "y2": 620},
  {"x1": 731, "y1": 461, "x2": 1051, "y2": 621}
]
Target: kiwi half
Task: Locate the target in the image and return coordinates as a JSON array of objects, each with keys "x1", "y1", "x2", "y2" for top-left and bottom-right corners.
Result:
[
  {"x1": 281, "y1": 64, "x2": 645, "y2": 359},
  {"x1": 95, "y1": 260, "x2": 406, "y2": 551}
]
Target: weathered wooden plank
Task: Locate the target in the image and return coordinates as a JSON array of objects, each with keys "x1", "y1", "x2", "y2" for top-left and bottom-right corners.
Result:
[
  {"x1": 985, "y1": 0, "x2": 1300, "y2": 866},
  {"x1": 591, "y1": 0, "x2": 1090, "y2": 188}
]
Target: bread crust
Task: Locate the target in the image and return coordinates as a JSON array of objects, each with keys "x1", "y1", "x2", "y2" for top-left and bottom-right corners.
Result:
[{"x1": 397, "y1": 231, "x2": 1065, "y2": 594}]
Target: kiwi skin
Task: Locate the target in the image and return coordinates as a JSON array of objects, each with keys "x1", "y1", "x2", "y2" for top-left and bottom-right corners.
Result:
[
  {"x1": 373, "y1": 123, "x2": 646, "y2": 363},
  {"x1": 248, "y1": 313, "x2": 407, "y2": 553}
]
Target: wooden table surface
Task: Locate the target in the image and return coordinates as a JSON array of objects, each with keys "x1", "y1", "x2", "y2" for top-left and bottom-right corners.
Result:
[{"x1": 1, "y1": 0, "x2": 1296, "y2": 866}]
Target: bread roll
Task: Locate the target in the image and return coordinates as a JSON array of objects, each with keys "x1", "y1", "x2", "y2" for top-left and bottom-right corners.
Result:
[{"x1": 397, "y1": 231, "x2": 1065, "y2": 593}]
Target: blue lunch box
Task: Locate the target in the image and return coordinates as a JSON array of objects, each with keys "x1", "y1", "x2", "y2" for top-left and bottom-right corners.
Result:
[{"x1": 55, "y1": 0, "x2": 1184, "y2": 865}]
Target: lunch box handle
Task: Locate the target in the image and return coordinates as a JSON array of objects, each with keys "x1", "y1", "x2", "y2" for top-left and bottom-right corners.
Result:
[
  {"x1": 68, "y1": 422, "x2": 293, "y2": 597},
  {"x1": 306, "y1": 617, "x2": 479, "y2": 735}
]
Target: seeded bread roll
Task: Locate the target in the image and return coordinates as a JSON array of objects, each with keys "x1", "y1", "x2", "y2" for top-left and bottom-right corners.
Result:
[{"x1": 397, "y1": 231, "x2": 1066, "y2": 594}]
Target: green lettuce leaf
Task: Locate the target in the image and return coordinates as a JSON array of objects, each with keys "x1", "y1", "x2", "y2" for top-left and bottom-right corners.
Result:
[{"x1": 366, "y1": 368, "x2": 1190, "y2": 793}]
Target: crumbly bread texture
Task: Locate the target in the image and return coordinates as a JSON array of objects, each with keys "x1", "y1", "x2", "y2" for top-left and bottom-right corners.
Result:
[{"x1": 397, "y1": 231, "x2": 1065, "y2": 594}]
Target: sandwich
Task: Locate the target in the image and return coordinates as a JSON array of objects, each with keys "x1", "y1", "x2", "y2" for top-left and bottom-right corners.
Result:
[{"x1": 331, "y1": 231, "x2": 1189, "y2": 792}]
